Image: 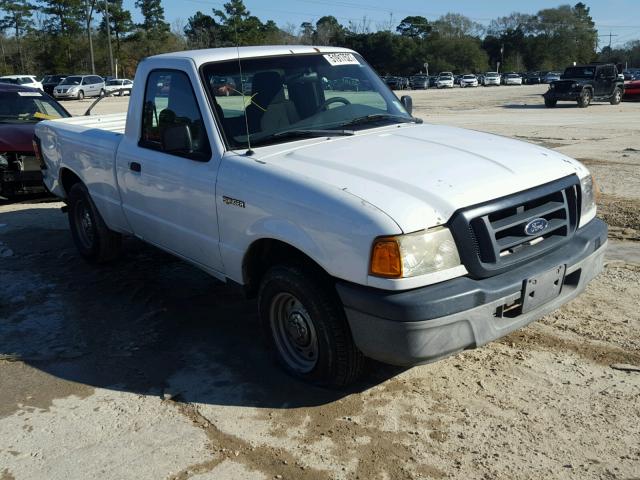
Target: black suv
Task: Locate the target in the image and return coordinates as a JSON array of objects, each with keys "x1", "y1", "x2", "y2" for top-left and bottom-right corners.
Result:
[{"x1": 543, "y1": 64, "x2": 624, "y2": 108}]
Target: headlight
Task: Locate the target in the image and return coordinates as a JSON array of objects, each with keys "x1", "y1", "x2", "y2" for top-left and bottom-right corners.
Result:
[
  {"x1": 579, "y1": 174, "x2": 598, "y2": 227},
  {"x1": 370, "y1": 227, "x2": 461, "y2": 278},
  {"x1": 68, "y1": 86, "x2": 78, "y2": 91},
  {"x1": 550, "y1": 83, "x2": 555, "y2": 89}
]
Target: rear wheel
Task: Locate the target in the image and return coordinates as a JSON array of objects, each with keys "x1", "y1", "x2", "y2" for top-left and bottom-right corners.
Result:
[
  {"x1": 544, "y1": 98, "x2": 557, "y2": 108},
  {"x1": 68, "y1": 183, "x2": 121, "y2": 263},
  {"x1": 259, "y1": 264, "x2": 364, "y2": 387},
  {"x1": 577, "y1": 88, "x2": 592, "y2": 108},
  {"x1": 610, "y1": 87, "x2": 622, "y2": 105}
]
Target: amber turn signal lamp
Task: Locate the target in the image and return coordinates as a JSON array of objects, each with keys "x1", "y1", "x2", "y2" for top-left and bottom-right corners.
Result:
[{"x1": 370, "y1": 238, "x2": 402, "y2": 278}]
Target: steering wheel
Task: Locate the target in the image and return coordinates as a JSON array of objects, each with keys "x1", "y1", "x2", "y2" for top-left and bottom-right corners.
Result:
[{"x1": 317, "y1": 97, "x2": 351, "y2": 112}]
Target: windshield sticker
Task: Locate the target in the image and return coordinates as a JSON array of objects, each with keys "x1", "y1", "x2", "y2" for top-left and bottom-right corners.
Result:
[
  {"x1": 323, "y1": 53, "x2": 360, "y2": 66},
  {"x1": 17, "y1": 91, "x2": 42, "y2": 97}
]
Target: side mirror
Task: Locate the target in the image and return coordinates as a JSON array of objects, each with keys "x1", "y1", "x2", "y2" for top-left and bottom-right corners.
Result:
[
  {"x1": 400, "y1": 95, "x2": 413, "y2": 115},
  {"x1": 161, "y1": 124, "x2": 193, "y2": 154}
]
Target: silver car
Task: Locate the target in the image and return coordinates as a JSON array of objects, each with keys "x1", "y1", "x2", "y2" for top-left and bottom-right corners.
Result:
[{"x1": 53, "y1": 75, "x2": 105, "y2": 100}]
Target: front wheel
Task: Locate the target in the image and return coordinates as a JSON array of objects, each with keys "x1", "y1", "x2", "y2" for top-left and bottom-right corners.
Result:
[
  {"x1": 610, "y1": 87, "x2": 622, "y2": 105},
  {"x1": 577, "y1": 88, "x2": 592, "y2": 108},
  {"x1": 544, "y1": 97, "x2": 557, "y2": 108},
  {"x1": 259, "y1": 264, "x2": 364, "y2": 387},
  {"x1": 68, "y1": 183, "x2": 122, "y2": 263},
  {"x1": 77, "y1": 90, "x2": 84, "y2": 100}
]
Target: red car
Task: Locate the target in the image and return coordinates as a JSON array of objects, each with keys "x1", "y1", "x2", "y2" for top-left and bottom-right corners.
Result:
[
  {"x1": 623, "y1": 79, "x2": 640, "y2": 100},
  {"x1": 0, "y1": 83, "x2": 70, "y2": 198}
]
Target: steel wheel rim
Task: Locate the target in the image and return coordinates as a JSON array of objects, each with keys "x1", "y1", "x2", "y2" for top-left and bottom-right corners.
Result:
[
  {"x1": 269, "y1": 292, "x2": 318, "y2": 373},
  {"x1": 615, "y1": 89, "x2": 621, "y2": 102},
  {"x1": 74, "y1": 199, "x2": 94, "y2": 249}
]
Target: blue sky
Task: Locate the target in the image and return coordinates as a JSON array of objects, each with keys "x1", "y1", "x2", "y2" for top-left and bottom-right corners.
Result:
[{"x1": 123, "y1": 0, "x2": 640, "y2": 48}]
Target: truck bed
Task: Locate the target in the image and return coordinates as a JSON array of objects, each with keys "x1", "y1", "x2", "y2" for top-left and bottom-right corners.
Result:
[{"x1": 49, "y1": 112, "x2": 127, "y2": 134}]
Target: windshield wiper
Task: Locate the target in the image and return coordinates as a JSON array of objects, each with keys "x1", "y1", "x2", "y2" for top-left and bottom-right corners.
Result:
[
  {"x1": 340, "y1": 114, "x2": 422, "y2": 127},
  {"x1": 272, "y1": 128, "x2": 355, "y2": 139}
]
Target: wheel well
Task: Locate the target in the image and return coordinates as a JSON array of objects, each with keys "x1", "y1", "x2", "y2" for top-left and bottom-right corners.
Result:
[
  {"x1": 60, "y1": 168, "x2": 82, "y2": 198},
  {"x1": 242, "y1": 239, "x2": 331, "y2": 298}
]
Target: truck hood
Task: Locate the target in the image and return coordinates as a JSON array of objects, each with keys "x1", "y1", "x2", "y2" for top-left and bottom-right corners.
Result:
[
  {"x1": 253, "y1": 124, "x2": 586, "y2": 233},
  {"x1": 0, "y1": 123, "x2": 36, "y2": 152}
]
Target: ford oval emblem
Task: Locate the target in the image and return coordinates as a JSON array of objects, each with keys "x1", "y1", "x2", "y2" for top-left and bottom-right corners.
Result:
[{"x1": 524, "y1": 218, "x2": 549, "y2": 236}]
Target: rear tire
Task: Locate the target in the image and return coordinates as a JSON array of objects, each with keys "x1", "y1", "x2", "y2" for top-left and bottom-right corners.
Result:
[
  {"x1": 610, "y1": 87, "x2": 622, "y2": 105},
  {"x1": 68, "y1": 183, "x2": 121, "y2": 263},
  {"x1": 544, "y1": 98, "x2": 557, "y2": 108},
  {"x1": 258, "y1": 264, "x2": 364, "y2": 388},
  {"x1": 577, "y1": 88, "x2": 592, "y2": 108}
]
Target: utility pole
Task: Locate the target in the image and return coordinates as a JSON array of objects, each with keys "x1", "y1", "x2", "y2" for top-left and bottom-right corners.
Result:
[
  {"x1": 104, "y1": 0, "x2": 114, "y2": 77},
  {"x1": 85, "y1": 0, "x2": 96, "y2": 74},
  {"x1": 598, "y1": 31, "x2": 618, "y2": 58}
]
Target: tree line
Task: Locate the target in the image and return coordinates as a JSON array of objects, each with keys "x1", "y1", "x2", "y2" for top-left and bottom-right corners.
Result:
[{"x1": 0, "y1": 0, "x2": 638, "y2": 78}]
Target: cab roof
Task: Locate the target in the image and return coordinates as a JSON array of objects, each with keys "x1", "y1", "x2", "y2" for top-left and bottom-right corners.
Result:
[{"x1": 147, "y1": 45, "x2": 356, "y2": 67}]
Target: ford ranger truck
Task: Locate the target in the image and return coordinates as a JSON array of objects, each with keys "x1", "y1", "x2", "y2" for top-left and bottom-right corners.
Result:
[{"x1": 35, "y1": 46, "x2": 607, "y2": 387}]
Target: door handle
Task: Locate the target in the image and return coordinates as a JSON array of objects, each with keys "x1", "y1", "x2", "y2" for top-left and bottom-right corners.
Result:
[{"x1": 130, "y1": 161, "x2": 141, "y2": 172}]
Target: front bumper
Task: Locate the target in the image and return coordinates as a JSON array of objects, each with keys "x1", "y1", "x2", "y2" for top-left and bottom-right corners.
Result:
[
  {"x1": 337, "y1": 218, "x2": 607, "y2": 366},
  {"x1": 54, "y1": 91, "x2": 79, "y2": 98},
  {"x1": 544, "y1": 90, "x2": 580, "y2": 101}
]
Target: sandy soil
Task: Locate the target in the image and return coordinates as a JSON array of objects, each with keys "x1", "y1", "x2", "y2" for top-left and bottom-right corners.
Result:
[{"x1": 1, "y1": 86, "x2": 639, "y2": 480}]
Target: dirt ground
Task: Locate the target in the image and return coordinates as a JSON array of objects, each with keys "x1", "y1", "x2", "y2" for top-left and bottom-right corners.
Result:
[{"x1": 1, "y1": 85, "x2": 639, "y2": 480}]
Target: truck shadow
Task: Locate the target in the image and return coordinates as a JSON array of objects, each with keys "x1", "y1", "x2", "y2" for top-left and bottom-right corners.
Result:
[
  {"x1": 502, "y1": 103, "x2": 610, "y2": 109},
  {"x1": 0, "y1": 206, "x2": 404, "y2": 410}
]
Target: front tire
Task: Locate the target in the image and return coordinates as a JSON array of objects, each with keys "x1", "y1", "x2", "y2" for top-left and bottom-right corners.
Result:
[
  {"x1": 577, "y1": 88, "x2": 592, "y2": 108},
  {"x1": 259, "y1": 264, "x2": 364, "y2": 387},
  {"x1": 610, "y1": 87, "x2": 622, "y2": 105},
  {"x1": 68, "y1": 183, "x2": 121, "y2": 263},
  {"x1": 77, "y1": 90, "x2": 84, "y2": 100},
  {"x1": 544, "y1": 98, "x2": 557, "y2": 108}
]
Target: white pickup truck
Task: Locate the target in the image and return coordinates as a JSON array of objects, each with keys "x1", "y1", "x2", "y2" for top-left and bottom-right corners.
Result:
[{"x1": 36, "y1": 46, "x2": 607, "y2": 387}]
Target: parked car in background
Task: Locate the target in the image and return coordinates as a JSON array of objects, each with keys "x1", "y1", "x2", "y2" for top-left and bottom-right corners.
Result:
[
  {"x1": 524, "y1": 72, "x2": 542, "y2": 84},
  {"x1": 428, "y1": 75, "x2": 438, "y2": 88},
  {"x1": 543, "y1": 72, "x2": 562, "y2": 83},
  {"x1": 459, "y1": 74, "x2": 478, "y2": 88},
  {"x1": 0, "y1": 75, "x2": 43, "y2": 91},
  {"x1": 54, "y1": 75, "x2": 105, "y2": 100},
  {"x1": 436, "y1": 72, "x2": 454, "y2": 88},
  {"x1": 504, "y1": 73, "x2": 523, "y2": 86},
  {"x1": 623, "y1": 77, "x2": 640, "y2": 100},
  {"x1": 483, "y1": 72, "x2": 501, "y2": 86},
  {"x1": 41, "y1": 75, "x2": 68, "y2": 95},
  {"x1": 104, "y1": 78, "x2": 134, "y2": 96},
  {"x1": 0, "y1": 83, "x2": 70, "y2": 198},
  {"x1": 454, "y1": 75, "x2": 462, "y2": 86},
  {"x1": 544, "y1": 64, "x2": 624, "y2": 108},
  {"x1": 383, "y1": 76, "x2": 408, "y2": 90},
  {"x1": 409, "y1": 75, "x2": 429, "y2": 89}
]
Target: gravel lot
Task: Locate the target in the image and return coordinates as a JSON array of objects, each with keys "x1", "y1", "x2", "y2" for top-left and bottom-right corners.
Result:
[{"x1": 1, "y1": 85, "x2": 639, "y2": 480}]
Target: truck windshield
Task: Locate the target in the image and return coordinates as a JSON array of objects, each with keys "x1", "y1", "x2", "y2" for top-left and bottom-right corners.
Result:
[
  {"x1": 201, "y1": 52, "x2": 413, "y2": 148},
  {"x1": 562, "y1": 67, "x2": 595, "y2": 79},
  {"x1": 0, "y1": 91, "x2": 69, "y2": 123}
]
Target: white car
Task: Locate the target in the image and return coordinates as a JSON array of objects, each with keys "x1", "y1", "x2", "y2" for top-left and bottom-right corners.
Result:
[
  {"x1": 459, "y1": 74, "x2": 478, "y2": 87},
  {"x1": 105, "y1": 78, "x2": 134, "y2": 96},
  {"x1": 483, "y1": 72, "x2": 501, "y2": 86},
  {"x1": 36, "y1": 45, "x2": 607, "y2": 387},
  {"x1": 504, "y1": 73, "x2": 523, "y2": 86},
  {"x1": 0, "y1": 75, "x2": 43, "y2": 91},
  {"x1": 436, "y1": 73, "x2": 454, "y2": 88}
]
